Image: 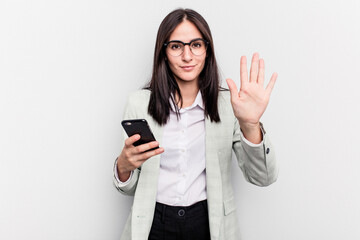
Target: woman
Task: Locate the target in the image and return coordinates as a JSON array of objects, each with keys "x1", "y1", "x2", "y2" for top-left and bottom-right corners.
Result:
[{"x1": 113, "y1": 8, "x2": 278, "y2": 240}]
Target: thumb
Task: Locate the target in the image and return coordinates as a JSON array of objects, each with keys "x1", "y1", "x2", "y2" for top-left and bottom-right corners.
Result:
[{"x1": 226, "y1": 78, "x2": 239, "y2": 100}]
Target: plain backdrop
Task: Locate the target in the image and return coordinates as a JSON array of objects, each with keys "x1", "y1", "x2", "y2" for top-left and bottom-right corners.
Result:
[{"x1": 1, "y1": 0, "x2": 360, "y2": 239}]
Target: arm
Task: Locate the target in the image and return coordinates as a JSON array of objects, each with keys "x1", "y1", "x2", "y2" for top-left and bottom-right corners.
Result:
[
  {"x1": 112, "y1": 92, "x2": 164, "y2": 196},
  {"x1": 113, "y1": 158, "x2": 141, "y2": 196},
  {"x1": 233, "y1": 119, "x2": 278, "y2": 186},
  {"x1": 112, "y1": 94, "x2": 139, "y2": 196},
  {"x1": 226, "y1": 53, "x2": 278, "y2": 186}
]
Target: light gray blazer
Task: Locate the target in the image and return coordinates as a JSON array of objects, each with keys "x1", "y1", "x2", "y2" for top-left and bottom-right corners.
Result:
[{"x1": 113, "y1": 90, "x2": 278, "y2": 240}]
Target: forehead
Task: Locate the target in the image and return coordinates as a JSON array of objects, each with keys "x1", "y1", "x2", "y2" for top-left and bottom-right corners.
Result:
[{"x1": 168, "y1": 20, "x2": 203, "y2": 42}]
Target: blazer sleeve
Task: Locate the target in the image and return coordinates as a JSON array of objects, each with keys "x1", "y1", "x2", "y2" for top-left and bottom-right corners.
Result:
[
  {"x1": 232, "y1": 119, "x2": 279, "y2": 186},
  {"x1": 113, "y1": 92, "x2": 142, "y2": 196}
]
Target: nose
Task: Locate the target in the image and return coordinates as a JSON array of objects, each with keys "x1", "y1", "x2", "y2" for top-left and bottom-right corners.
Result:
[{"x1": 182, "y1": 45, "x2": 192, "y2": 61}]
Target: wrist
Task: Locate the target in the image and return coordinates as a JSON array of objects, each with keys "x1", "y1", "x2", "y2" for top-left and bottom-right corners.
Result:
[
  {"x1": 117, "y1": 167, "x2": 131, "y2": 182},
  {"x1": 119, "y1": 171, "x2": 131, "y2": 182},
  {"x1": 116, "y1": 157, "x2": 131, "y2": 182},
  {"x1": 238, "y1": 120, "x2": 260, "y2": 132},
  {"x1": 238, "y1": 121, "x2": 262, "y2": 144}
]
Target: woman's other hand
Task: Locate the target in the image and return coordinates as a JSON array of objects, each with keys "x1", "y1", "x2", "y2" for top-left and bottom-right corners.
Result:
[
  {"x1": 226, "y1": 53, "x2": 277, "y2": 143},
  {"x1": 117, "y1": 134, "x2": 164, "y2": 182}
]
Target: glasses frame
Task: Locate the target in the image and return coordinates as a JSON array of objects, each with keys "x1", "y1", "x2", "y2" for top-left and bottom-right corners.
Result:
[{"x1": 164, "y1": 38, "x2": 209, "y2": 57}]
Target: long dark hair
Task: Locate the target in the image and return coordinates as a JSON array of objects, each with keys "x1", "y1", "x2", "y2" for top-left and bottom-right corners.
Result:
[{"x1": 147, "y1": 8, "x2": 221, "y2": 125}]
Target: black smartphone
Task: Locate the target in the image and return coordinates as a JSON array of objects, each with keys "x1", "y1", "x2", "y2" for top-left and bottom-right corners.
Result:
[{"x1": 121, "y1": 119, "x2": 158, "y2": 149}]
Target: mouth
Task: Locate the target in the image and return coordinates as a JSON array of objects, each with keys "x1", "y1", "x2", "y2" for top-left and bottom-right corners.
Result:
[{"x1": 180, "y1": 65, "x2": 196, "y2": 71}]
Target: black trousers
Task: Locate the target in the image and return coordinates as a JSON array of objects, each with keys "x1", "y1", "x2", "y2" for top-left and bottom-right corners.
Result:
[{"x1": 148, "y1": 200, "x2": 211, "y2": 240}]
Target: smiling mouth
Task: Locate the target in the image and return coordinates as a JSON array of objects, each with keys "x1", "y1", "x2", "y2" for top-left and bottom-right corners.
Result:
[{"x1": 181, "y1": 65, "x2": 196, "y2": 71}]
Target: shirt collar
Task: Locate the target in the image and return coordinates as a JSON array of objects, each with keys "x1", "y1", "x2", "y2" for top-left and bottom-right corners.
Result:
[{"x1": 170, "y1": 91, "x2": 204, "y2": 112}]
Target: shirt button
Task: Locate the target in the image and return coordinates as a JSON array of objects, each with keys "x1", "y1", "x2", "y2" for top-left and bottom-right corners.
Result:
[{"x1": 266, "y1": 148, "x2": 270, "y2": 154}]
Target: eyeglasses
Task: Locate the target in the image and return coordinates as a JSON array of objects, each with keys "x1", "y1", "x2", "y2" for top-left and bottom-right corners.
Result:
[{"x1": 164, "y1": 38, "x2": 209, "y2": 57}]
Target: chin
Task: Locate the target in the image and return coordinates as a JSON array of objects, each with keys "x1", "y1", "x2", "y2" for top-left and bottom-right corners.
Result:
[
  {"x1": 176, "y1": 73, "x2": 200, "y2": 82},
  {"x1": 176, "y1": 77, "x2": 197, "y2": 83}
]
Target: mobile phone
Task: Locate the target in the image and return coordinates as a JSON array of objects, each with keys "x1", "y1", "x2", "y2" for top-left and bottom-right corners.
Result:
[{"x1": 121, "y1": 119, "x2": 158, "y2": 149}]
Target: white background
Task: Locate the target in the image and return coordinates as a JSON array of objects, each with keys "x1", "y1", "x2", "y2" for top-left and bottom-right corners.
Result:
[{"x1": 1, "y1": 0, "x2": 360, "y2": 239}]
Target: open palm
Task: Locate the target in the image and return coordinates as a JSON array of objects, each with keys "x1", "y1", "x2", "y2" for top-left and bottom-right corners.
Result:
[{"x1": 226, "y1": 53, "x2": 277, "y2": 127}]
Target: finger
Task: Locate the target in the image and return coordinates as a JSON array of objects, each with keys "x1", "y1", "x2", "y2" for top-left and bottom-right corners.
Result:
[
  {"x1": 133, "y1": 141, "x2": 160, "y2": 154},
  {"x1": 124, "y1": 134, "x2": 141, "y2": 147},
  {"x1": 226, "y1": 78, "x2": 239, "y2": 99},
  {"x1": 135, "y1": 147, "x2": 164, "y2": 162},
  {"x1": 249, "y1": 52, "x2": 259, "y2": 83},
  {"x1": 240, "y1": 56, "x2": 248, "y2": 88},
  {"x1": 265, "y1": 72, "x2": 278, "y2": 96},
  {"x1": 257, "y1": 58, "x2": 265, "y2": 86}
]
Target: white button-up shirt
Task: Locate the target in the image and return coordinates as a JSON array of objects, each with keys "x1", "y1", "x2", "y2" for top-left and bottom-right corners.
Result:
[{"x1": 156, "y1": 91, "x2": 206, "y2": 206}]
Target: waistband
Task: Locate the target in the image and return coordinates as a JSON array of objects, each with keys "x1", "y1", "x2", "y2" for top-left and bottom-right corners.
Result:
[{"x1": 155, "y1": 200, "x2": 208, "y2": 221}]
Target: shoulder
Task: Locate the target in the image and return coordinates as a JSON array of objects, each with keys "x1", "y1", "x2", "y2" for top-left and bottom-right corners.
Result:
[
  {"x1": 217, "y1": 89, "x2": 236, "y2": 123},
  {"x1": 123, "y1": 89, "x2": 151, "y2": 119},
  {"x1": 218, "y1": 89, "x2": 231, "y2": 108},
  {"x1": 127, "y1": 89, "x2": 151, "y2": 103},
  {"x1": 126, "y1": 89, "x2": 151, "y2": 109},
  {"x1": 218, "y1": 89, "x2": 230, "y2": 100}
]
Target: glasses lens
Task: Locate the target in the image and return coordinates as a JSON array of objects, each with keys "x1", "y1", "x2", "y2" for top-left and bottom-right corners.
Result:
[
  {"x1": 190, "y1": 39, "x2": 207, "y2": 55},
  {"x1": 167, "y1": 42, "x2": 184, "y2": 56}
]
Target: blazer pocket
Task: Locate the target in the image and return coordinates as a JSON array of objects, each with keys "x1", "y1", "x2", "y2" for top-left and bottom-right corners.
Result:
[{"x1": 223, "y1": 196, "x2": 236, "y2": 216}]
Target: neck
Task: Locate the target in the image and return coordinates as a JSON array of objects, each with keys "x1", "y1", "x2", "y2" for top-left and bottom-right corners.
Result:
[{"x1": 175, "y1": 79, "x2": 199, "y2": 108}]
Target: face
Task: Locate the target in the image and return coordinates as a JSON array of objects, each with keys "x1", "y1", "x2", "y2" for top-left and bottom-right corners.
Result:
[{"x1": 166, "y1": 20, "x2": 207, "y2": 86}]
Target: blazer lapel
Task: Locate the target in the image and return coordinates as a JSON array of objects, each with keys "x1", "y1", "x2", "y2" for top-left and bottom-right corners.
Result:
[
  {"x1": 132, "y1": 117, "x2": 164, "y2": 240},
  {"x1": 205, "y1": 116, "x2": 223, "y2": 240}
]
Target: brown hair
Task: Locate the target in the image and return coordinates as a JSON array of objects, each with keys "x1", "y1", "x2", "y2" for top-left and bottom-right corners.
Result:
[{"x1": 147, "y1": 8, "x2": 221, "y2": 125}]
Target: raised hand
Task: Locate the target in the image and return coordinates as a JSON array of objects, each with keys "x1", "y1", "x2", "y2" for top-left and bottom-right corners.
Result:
[{"x1": 226, "y1": 53, "x2": 277, "y2": 142}]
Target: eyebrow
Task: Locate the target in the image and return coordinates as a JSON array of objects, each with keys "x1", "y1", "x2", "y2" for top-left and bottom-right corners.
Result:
[{"x1": 167, "y1": 38, "x2": 204, "y2": 43}]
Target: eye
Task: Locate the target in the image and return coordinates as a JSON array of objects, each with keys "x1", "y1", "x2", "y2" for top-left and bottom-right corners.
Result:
[
  {"x1": 169, "y1": 43, "x2": 182, "y2": 50},
  {"x1": 191, "y1": 41, "x2": 203, "y2": 48}
]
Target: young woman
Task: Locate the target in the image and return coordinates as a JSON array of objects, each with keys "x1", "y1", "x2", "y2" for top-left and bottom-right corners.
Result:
[{"x1": 113, "y1": 8, "x2": 278, "y2": 240}]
